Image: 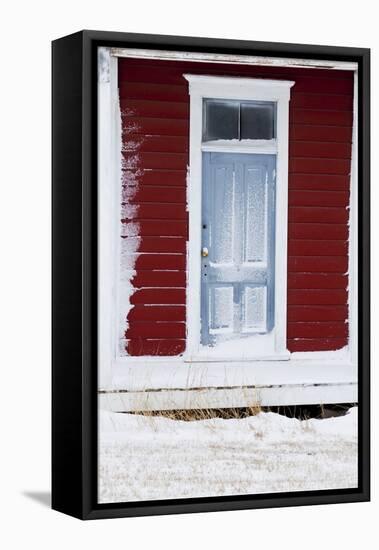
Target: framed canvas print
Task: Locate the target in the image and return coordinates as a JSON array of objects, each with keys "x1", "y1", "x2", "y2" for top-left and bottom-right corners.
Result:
[{"x1": 52, "y1": 30, "x2": 370, "y2": 520}]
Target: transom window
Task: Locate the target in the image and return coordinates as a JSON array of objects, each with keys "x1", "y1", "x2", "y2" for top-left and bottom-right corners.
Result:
[{"x1": 203, "y1": 98, "x2": 276, "y2": 142}]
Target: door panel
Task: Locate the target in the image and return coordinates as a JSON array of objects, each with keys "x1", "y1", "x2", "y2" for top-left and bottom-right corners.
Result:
[
  {"x1": 244, "y1": 167, "x2": 268, "y2": 263},
  {"x1": 210, "y1": 165, "x2": 234, "y2": 264},
  {"x1": 209, "y1": 285, "x2": 234, "y2": 334},
  {"x1": 201, "y1": 152, "x2": 276, "y2": 346},
  {"x1": 242, "y1": 285, "x2": 267, "y2": 332}
]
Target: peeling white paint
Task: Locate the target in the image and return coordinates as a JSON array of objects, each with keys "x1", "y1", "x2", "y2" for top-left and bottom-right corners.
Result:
[
  {"x1": 122, "y1": 137, "x2": 144, "y2": 153},
  {"x1": 111, "y1": 47, "x2": 358, "y2": 71},
  {"x1": 122, "y1": 119, "x2": 141, "y2": 137},
  {"x1": 118, "y1": 144, "x2": 143, "y2": 355},
  {"x1": 121, "y1": 153, "x2": 141, "y2": 171}
]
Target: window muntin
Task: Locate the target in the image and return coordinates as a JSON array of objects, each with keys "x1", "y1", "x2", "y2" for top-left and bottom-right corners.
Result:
[{"x1": 203, "y1": 98, "x2": 276, "y2": 142}]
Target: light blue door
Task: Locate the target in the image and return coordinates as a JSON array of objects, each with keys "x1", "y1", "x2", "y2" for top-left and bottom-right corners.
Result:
[{"x1": 201, "y1": 152, "x2": 276, "y2": 346}]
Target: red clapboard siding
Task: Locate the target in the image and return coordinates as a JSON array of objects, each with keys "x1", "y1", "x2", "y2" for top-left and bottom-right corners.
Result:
[
  {"x1": 287, "y1": 322, "x2": 348, "y2": 339},
  {"x1": 127, "y1": 339, "x2": 186, "y2": 356},
  {"x1": 130, "y1": 289, "x2": 186, "y2": 305},
  {"x1": 132, "y1": 254, "x2": 186, "y2": 271},
  {"x1": 288, "y1": 273, "x2": 347, "y2": 289},
  {"x1": 288, "y1": 240, "x2": 348, "y2": 257},
  {"x1": 122, "y1": 135, "x2": 189, "y2": 154},
  {"x1": 292, "y1": 78, "x2": 353, "y2": 94},
  {"x1": 119, "y1": 82, "x2": 188, "y2": 102},
  {"x1": 122, "y1": 204, "x2": 188, "y2": 221},
  {"x1": 288, "y1": 223, "x2": 348, "y2": 240},
  {"x1": 122, "y1": 117, "x2": 189, "y2": 136},
  {"x1": 123, "y1": 236, "x2": 186, "y2": 253},
  {"x1": 119, "y1": 57, "x2": 353, "y2": 355},
  {"x1": 290, "y1": 109, "x2": 353, "y2": 126},
  {"x1": 289, "y1": 174, "x2": 350, "y2": 191},
  {"x1": 288, "y1": 289, "x2": 348, "y2": 305},
  {"x1": 288, "y1": 305, "x2": 348, "y2": 322},
  {"x1": 122, "y1": 152, "x2": 188, "y2": 171},
  {"x1": 291, "y1": 93, "x2": 353, "y2": 111},
  {"x1": 287, "y1": 338, "x2": 348, "y2": 352},
  {"x1": 290, "y1": 158, "x2": 351, "y2": 175},
  {"x1": 125, "y1": 322, "x2": 186, "y2": 339},
  {"x1": 290, "y1": 124, "x2": 352, "y2": 143},
  {"x1": 132, "y1": 271, "x2": 186, "y2": 287},
  {"x1": 122, "y1": 169, "x2": 186, "y2": 187},
  {"x1": 289, "y1": 190, "x2": 349, "y2": 207},
  {"x1": 288, "y1": 256, "x2": 348, "y2": 273},
  {"x1": 128, "y1": 306, "x2": 185, "y2": 322},
  {"x1": 123, "y1": 186, "x2": 187, "y2": 204},
  {"x1": 120, "y1": 99, "x2": 189, "y2": 119},
  {"x1": 288, "y1": 207, "x2": 349, "y2": 224},
  {"x1": 119, "y1": 65, "x2": 353, "y2": 94},
  {"x1": 121, "y1": 220, "x2": 188, "y2": 238},
  {"x1": 289, "y1": 142, "x2": 352, "y2": 159}
]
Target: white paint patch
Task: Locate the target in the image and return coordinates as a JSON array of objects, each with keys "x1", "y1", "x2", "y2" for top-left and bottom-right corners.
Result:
[
  {"x1": 98, "y1": 407, "x2": 358, "y2": 503},
  {"x1": 118, "y1": 129, "x2": 144, "y2": 355},
  {"x1": 121, "y1": 153, "x2": 141, "y2": 171},
  {"x1": 122, "y1": 137, "x2": 144, "y2": 153},
  {"x1": 199, "y1": 331, "x2": 277, "y2": 359},
  {"x1": 122, "y1": 119, "x2": 141, "y2": 136}
]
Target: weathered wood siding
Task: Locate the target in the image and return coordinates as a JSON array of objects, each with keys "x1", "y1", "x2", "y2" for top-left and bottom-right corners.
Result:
[{"x1": 118, "y1": 58, "x2": 353, "y2": 355}]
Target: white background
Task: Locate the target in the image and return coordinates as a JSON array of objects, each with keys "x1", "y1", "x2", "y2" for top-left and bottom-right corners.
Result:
[{"x1": 0, "y1": 1, "x2": 376, "y2": 548}]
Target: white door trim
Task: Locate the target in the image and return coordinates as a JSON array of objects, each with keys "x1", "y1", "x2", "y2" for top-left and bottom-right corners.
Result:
[{"x1": 184, "y1": 74, "x2": 294, "y2": 361}]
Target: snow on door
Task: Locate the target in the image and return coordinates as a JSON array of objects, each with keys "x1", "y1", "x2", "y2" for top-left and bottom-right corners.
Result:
[{"x1": 201, "y1": 152, "x2": 276, "y2": 346}]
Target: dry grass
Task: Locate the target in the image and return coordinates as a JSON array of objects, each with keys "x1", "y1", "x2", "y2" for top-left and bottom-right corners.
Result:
[
  {"x1": 127, "y1": 402, "x2": 354, "y2": 422},
  {"x1": 130, "y1": 404, "x2": 262, "y2": 421}
]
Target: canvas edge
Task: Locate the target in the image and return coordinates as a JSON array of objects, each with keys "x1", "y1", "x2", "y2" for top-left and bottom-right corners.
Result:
[{"x1": 52, "y1": 30, "x2": 370, "y2": 520}]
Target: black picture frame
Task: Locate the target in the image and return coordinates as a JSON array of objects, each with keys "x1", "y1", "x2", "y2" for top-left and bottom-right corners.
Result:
[{"x1": 52, "y1": 30, "x2": 370, "y2": 520}]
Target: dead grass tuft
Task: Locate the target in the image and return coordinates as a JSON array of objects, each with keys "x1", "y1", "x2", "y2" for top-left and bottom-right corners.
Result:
[{"x1": 130, "y1": 404, "x2": 262, "y2": 422}]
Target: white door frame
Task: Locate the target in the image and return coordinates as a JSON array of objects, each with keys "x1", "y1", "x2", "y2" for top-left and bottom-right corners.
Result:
[{"x1": 184, "y1": 75, "x2": 294, "y2": 361}]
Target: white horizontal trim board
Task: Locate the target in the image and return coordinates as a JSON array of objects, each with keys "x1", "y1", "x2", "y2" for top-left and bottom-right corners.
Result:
[
  {"x1": 111, "y1": 47, "x2": 358, "y2": 71},
  {"x1": 108, "y1": 356, "x2": 356, "y2": 391},
  {"x1": 101, "y1": 355, "x2": 357, "y2": 410},
  {"x1": 201, "y1": 139, "x2": 277, "y2": 154},
  {"x1": 99, "y1": 384, "x2": 357, "y2": 412}
]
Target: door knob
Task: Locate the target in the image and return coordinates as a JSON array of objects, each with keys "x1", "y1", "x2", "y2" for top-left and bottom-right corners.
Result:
[{"x1": 202, "y1": 247, "x2": 209, "y2": 257}]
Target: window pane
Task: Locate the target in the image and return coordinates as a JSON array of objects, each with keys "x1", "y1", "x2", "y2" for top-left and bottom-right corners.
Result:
[
  {"x1": 240, "y1": 102, "x2": 276, "y2": 140},
  {"x1": 203, "y1": 100, "x2": 239, "y2": 141}
]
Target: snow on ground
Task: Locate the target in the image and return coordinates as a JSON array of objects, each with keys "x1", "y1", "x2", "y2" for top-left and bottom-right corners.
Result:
[{"x1": 98, "y1": 407, "x2": 358, "y2": 503}]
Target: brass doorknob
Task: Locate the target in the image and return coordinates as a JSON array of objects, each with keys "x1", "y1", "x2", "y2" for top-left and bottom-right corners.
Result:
[{"x1": 202, "y1": 247, "x2": 209, "y2": 257}]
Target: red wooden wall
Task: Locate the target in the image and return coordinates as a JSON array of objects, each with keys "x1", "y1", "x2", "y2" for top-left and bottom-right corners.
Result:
[{"x1": 119, "y1": 57, "x2": 353, "y2": 356}]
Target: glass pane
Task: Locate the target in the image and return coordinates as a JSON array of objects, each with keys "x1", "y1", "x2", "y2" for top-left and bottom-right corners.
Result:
[
  {"x1": 240, "y1": 102, "x2": 276, "y2": 140},
  {"x1": 203, "y1": 100, "x2": 239, "y2": 141}
]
